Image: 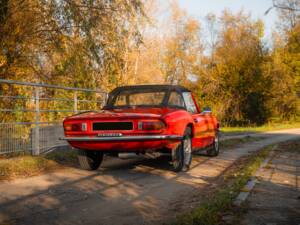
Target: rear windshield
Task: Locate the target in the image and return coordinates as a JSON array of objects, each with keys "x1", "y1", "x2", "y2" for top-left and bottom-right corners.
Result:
[{"x1": 112, "y1": 91, "x2": 166, "y2": 107}]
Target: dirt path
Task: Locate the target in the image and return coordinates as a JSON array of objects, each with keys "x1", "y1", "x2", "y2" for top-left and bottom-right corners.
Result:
[
  {"x1": 239, "y1": 142, "x2": 300, "y2": 225},
  {"x1": 0, "y1": 129, "x2": 299, "y2": 225},
  {"x1": 221, "y1": 128, "x2": 300, "y2": 141}
]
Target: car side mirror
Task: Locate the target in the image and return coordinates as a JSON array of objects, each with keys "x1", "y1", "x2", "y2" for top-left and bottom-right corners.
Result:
[{"x1": 202, "y1": 106, "x2": 212, "y2": 114}]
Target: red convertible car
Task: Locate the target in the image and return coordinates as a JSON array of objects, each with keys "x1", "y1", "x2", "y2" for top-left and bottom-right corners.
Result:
[{"x1": 62, "y1": 85, "x2": 219, "y2": 172}]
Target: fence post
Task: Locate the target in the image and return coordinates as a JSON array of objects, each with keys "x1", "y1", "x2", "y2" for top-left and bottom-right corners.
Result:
[
  {"x1": 74, "y1": 91, "x2": 78, "y2": 113},
  {"x1": 103, "y1": 92, "x2": 109, "y2": 106},
  {"x1": 33, "y1": 87, "x2": 40, "y2": 155}
]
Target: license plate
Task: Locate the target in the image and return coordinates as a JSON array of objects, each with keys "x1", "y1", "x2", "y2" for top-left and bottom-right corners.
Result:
[{"x1": 93, "y1": 122, "x2": 133, "y2": 131}]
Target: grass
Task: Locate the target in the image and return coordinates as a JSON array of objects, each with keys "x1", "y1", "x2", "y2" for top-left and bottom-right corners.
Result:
[
  {"x1": 174, "y1": 144, "x2": 273, "y2": 225},
  {"x1": 0, "y1": 149, "x2": 78, "y2": 181},
  {"x1": 221, "y1": 121, "x2": 300, "y2": 135},
  {"x1": 0, "y1": 155, "x2": 61, "y2": 180}
]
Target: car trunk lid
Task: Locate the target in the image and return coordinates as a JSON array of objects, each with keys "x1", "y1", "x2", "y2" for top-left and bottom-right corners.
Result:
[{"x1": 66, "y1": 108, "x2": 176, "y2": 121}]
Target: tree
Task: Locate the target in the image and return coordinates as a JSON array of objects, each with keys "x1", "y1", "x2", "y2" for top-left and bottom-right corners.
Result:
[
  {"x1": 266, "y1": 0, "x2": 300, "y2": 32},
  {"x1": 265, "y1": 22, "x2": 300, "y2": 120},
  {"x1": 205, "y1": 13, "x2": 219, "y2": 63},
  {"x1": 263, "y1": 0, "x2": 300, "y2": 120},
  {"x1": 262, "y1": 46, "x2": 298, "y2": 120},
  {"x1": 161, "y1": 2, "x2": 203, "y2": 86},
  {"x1": 199, "y1": 10, "x2": 268, "y2": 125},
  {"x1": 0, "y1": 0, "x2": 146, "y2": 122},
  {"x1": 0, "y1": 0, "x2": 145, "y2": 85}
]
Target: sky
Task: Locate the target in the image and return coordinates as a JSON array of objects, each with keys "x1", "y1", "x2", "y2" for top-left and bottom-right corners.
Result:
[{"x1": 177, "y1": 0, "x2": 278, "y2": 44}]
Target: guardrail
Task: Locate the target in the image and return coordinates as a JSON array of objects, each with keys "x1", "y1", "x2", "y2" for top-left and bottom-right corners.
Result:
[{"x1": 0, "y1": 79, "x2": 107, "y2": 155}]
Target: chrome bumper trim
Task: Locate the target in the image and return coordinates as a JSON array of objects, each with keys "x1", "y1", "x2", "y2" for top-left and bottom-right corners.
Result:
[{"x1": 60, "y1": 135, "x2": 183, "y2": 142}]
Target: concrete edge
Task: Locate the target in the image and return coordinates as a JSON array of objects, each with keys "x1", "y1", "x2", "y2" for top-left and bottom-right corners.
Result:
[{"x1": 233, "y1": 145, "x2": 277, "y2": 206}]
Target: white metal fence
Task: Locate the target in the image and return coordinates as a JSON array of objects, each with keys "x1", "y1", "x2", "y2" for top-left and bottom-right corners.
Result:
[
  {"x1": 0, "y1": 79, "x2": 107, "y2": 155},
  {"x1": 0, "y1": 123, "x2": 32, "y2": 154}
]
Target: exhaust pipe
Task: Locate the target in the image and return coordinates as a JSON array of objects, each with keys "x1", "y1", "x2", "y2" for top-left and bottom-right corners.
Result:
[{"x1": 118, "y1": 153, "x2": 139, "y2": 159}]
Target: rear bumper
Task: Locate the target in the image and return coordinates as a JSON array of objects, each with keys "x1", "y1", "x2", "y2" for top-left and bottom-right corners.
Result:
[
  {"x1": 61, "y1": 135, "x2": 182, "y2": 151},
  {"x1": 60, "y1": 135, "x2": 183, "y2": 142}
]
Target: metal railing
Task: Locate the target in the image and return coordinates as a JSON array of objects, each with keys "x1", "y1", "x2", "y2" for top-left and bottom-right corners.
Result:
[{"x1": 0, "y1": 79, "x2": 107, "y2": 155}]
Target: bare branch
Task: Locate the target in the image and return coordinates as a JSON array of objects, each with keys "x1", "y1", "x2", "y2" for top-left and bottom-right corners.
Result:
[{"x1": 265, "y1": 0, "x2": 300, "y2": 15}]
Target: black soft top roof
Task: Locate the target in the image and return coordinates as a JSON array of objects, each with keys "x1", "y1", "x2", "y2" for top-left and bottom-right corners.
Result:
[
  {"x1": 109, "y1": 84, "x2": 191, "y2": 95},
  {"x1": 104, "y1": 85, "x2": 191, "y2": 109}
]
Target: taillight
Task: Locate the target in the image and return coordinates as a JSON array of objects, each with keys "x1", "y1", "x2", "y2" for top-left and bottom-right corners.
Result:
[
  {"x1": 138, "y1": 121, "x2": 165, "y2": 131},
  {"x1": 64, "y1": 123, "x2": 87, "y2": 132}
]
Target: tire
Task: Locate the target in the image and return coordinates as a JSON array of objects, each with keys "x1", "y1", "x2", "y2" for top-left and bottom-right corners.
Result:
[
  {"x1": 172, "y1": 127, "x2": 192, "y2": 172},
  {"x1": 77, "y1": 149, "x2": 103, "y2": 170},
  {"x1": 207, "y1": 131, "x2": 220, "y2": 157}
]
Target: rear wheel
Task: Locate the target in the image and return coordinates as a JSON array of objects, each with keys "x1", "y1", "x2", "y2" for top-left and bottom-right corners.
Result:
[
  {"x1": 207, "y1": 131, "x2": 220, "y2": 157},
  {"x1": 77, "y1": 149, "x2": 103, "y2": 170},
  {"x1": 172, "y1": 127, "x2": 192, "y2": 172}
]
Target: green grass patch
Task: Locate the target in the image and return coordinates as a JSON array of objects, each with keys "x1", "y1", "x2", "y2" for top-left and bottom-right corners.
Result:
[
  {"x1": 174, "y1": 145, "x2": 273, "y2": 225},
  {"x1": 221, "y1": 121, "x2": 300, "y2": 135},
  {"x1": 0, "y1": 155, "x2": 61, "y2": 180}
]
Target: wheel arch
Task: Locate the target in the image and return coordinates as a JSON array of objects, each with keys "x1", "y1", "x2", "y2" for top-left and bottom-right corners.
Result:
[
  {"x1": 186, "y1": 123, "x2": 194, "y2": 137},
  {"x1": 216, "y1": 122, "x2": 220, "y2": 131}
]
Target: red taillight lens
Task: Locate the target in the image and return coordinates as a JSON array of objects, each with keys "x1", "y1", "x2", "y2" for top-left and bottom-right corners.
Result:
[
  {"x1": 64, "y1": 123, "x2": 87, "y2": 131},
  {"x1": 138, "y1": 121, "x2": 165, "y2": 131}
]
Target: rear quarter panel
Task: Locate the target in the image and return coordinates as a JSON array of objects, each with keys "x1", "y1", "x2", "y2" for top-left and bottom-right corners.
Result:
[{"x1": 163, "y1": 110, "x2": 194, "y2": 136}]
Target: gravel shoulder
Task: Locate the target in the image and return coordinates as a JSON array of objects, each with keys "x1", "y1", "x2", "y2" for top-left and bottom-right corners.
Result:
[{"x1": 0, "y1": 128, "x2": 299, "y2": 225}]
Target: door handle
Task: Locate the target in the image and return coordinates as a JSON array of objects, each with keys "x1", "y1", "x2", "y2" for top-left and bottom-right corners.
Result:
[{"x1": 194, "y1": 118, "x2": 199, "y2": 123}]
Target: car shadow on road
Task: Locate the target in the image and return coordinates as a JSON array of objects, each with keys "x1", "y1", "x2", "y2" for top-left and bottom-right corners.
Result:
[
  {"x1": 0, "y1": 132, "x2": 299, "y2": 225},
  {"x1": 0, "y1": 152, "x2": 220, "y2": 225}
]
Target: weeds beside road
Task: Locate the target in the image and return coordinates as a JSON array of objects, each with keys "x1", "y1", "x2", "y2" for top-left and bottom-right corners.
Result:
[
  {"x1": 237, "y1": 140, "x2": 300, "y2": 225},
  {"x1": 0, "y1": 155, "x2": 61, "y2": 181},
  {"x1": 174, "y1": 144, "x2": 273, "y2": 225},
  {"x1": 175, "y1": 139, "x2": 300, "y2": 225},
  {"x1": 0, "y1": 150, "x2": 79, "y2": 181},
  {"x1": 222, "y1": 121, "x2": 300, "y2": 135}
]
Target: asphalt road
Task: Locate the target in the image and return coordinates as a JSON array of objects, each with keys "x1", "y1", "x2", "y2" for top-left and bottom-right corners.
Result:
[{"x1": 0, "y1": 128, "x2": 299, "y2": 225}]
